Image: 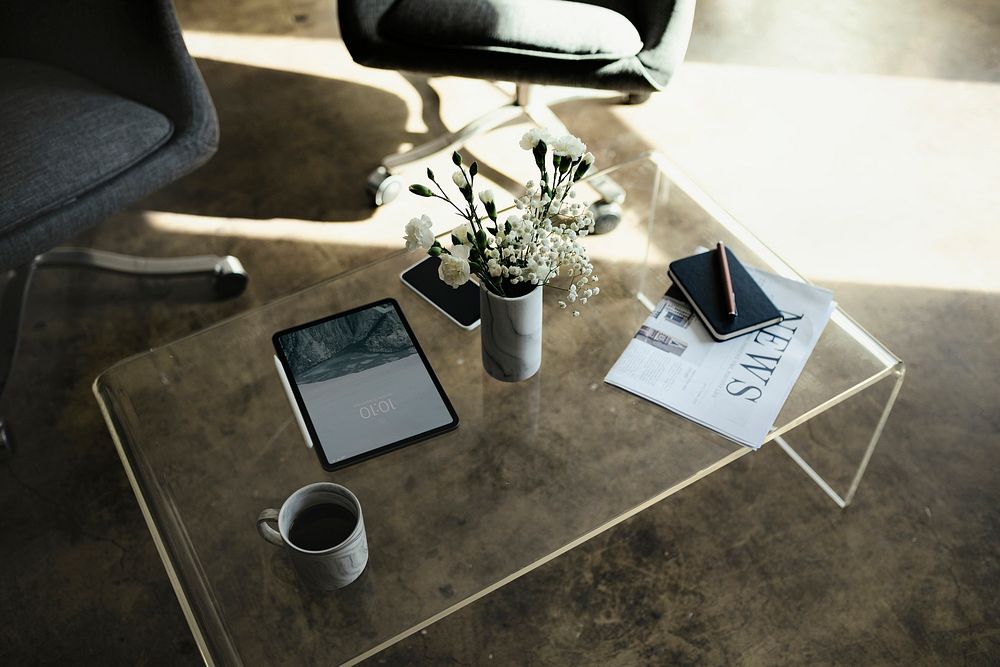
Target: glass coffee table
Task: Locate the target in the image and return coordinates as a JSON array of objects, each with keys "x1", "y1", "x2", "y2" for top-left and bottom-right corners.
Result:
[{"x1": 94, "y1": 153, "x2": 904, "y2": 666}]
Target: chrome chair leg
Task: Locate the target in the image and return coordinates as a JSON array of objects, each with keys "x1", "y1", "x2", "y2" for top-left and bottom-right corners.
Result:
[
  {"x1": 367, "y1": 103, "x2": 526, "y2": 207},
  {"x1": 0, "y1": 248, "x2": 249, "y2": 458},
  {"x1": 0, "y1": 263, "x2": 33, "y2": 460},
  {"x1": 0, "y1": 418, "x2": 12, "y2": 460},
  {"x1": 34, "y1": 248, "x2": 249, "y2": 298},
  {"x1": 369, "y1": 83, "x2": 628, "y2": 232},
  {"x1": 383, "y1": 104, "x2": 526, "y2": 171}
]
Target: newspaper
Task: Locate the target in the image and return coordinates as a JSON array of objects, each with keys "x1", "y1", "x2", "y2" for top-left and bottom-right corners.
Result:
[{"x1": 605, "y1": 267, "x2": 835, "y2": 449}]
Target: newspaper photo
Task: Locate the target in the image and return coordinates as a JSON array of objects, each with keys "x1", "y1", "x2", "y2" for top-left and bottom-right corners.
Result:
[{"x1": 605, "y1": 267, "x2": 835, "y2": 449}]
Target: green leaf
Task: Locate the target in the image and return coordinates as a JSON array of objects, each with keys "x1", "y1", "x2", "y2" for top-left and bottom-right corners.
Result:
[{"x1": 429, "y1": 245, "x2": 442, "y2": 256}]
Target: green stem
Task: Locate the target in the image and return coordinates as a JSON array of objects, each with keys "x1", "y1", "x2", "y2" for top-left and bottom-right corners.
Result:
[{"x1": 429, "y1": 186, "x2": 468, "y2": 219}]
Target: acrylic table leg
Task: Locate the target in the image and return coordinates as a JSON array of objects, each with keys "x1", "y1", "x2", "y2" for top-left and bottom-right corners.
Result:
[{"x1": 775, "y1": 363, "x2": 905, "y2": 508}]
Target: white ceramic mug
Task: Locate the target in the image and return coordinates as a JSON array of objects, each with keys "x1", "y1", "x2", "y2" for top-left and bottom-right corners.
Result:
[{"x1": 257, "y1": 482, "x2": 369, "y2": 590}]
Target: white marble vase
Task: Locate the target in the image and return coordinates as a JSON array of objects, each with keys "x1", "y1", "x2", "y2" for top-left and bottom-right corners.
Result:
[{"x1": 480, "y1": 285, "x2": 543, "y2": 382}]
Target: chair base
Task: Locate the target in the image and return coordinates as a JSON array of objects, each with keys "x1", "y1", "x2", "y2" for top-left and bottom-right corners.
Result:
[
  {"x1": 368, "y1": 83, "x2": 628, "y2": 233},
  {"x1": 33, "y1": 247, "x2": 249, "y2": 298},
  {"x1": 0, "y1": 248, "x2": 249, "y2": 458}
]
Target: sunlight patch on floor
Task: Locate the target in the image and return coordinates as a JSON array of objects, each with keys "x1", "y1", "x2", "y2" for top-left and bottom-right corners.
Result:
[
  {"x1": 611, "y1": 62, "x2": 1000, "y2": 293},
  {"x1": 144, "y1": 211, "x2": 403, "y2": 248}
]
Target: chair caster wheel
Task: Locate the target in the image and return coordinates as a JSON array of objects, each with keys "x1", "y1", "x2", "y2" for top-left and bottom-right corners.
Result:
[
  {"x1": 367, "y1": 167, "x2": 404, "y2": 207},
  {"x1": 589, "y1": 200, "x2": 622, "y2": 235},
  {"x1": 213, "y1": 256, "x2": 249, "y2": 299},
  {"x1": 0, "y1": 419, "x2": 13, "y2": 461}
]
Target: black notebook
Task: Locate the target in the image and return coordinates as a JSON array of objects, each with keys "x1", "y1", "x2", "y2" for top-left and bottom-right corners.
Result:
[{"x1": 667, "y1": 247, "x2": 782, "y2": 341}]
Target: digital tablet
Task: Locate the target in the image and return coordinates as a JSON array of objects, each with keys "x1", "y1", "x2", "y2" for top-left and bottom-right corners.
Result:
[{"x1": 272, "y1": 298, "x2": 458, "y2": 471}]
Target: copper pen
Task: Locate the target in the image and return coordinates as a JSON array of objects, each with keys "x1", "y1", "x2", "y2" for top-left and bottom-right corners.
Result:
[{"x1": 717, "y1": 241, "x2": 737, "y2": 317}]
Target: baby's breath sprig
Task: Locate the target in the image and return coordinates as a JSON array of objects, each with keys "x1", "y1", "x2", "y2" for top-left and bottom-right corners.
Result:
[{"x1": 402, "y1": 131, "x2": 599, "y2": 314}]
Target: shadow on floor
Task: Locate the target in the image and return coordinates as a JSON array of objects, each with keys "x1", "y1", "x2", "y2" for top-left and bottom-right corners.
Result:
[{"x1": 144, "y1": 58, "x2": 421, "y2": 222}]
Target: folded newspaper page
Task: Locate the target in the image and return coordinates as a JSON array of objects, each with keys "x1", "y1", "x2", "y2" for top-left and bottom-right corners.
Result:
[{"x1": 605, "y1": 267, "x2": 835, "y2": 449}]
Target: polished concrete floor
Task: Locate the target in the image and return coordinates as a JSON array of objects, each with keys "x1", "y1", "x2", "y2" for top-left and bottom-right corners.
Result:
[{"x1": 2, "y1": 0, "x2": 999, "y2": 664}]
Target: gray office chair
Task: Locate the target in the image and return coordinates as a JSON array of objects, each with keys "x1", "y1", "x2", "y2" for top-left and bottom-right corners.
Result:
[
  {"x1": 338, "y1": 0, "x2": 696, "y2": 223},
  {"x1": 0, "y1": 0, "x2": 249, "y2": 456}
]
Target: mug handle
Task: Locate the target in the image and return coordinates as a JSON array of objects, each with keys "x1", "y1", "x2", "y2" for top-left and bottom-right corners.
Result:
[{"x1": 256, "y1": 509, "x2": 283, "y2": 546}]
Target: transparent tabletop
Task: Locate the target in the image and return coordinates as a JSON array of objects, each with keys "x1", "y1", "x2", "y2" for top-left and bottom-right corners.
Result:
[{"x1": 94, "y1": 154, "x2": 903, "y2": 666}]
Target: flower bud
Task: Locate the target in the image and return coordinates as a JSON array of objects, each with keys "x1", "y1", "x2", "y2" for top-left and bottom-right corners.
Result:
[
  {"x1": 409, "y1": 184, "x2": 434, "y2": 197},
  {"x1": 533, "y1": 141, "x2": 547, "y2": 171}
]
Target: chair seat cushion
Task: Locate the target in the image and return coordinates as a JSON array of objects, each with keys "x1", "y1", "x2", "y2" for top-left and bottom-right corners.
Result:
[
  {"x1": 0, "y1": 58, "x2": 173, "y2": 233},
  {"x1": 380, "y1": 0, "x2": 643, "y2": 60}
]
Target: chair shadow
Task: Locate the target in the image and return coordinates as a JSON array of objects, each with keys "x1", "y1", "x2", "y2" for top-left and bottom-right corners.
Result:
[{"x1": 144, "y1": 58, "x2": 421, "y2": 222}]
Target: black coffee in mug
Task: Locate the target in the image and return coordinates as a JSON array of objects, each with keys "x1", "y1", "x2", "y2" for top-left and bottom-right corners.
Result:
[
  {"x1": 258, "y1": 483, "x2": 369, "y2": 589},
  {"x1": 288, "y1": 503, "x2": 357, "y2": 551}
]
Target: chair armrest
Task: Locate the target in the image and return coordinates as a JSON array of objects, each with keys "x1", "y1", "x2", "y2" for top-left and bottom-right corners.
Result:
[
  {"x1": 634, "y1": 0, "x2": 697, "y2": 86},
  {"x1": 337, "y1": 0, "x2": 402, "y2": 66}
]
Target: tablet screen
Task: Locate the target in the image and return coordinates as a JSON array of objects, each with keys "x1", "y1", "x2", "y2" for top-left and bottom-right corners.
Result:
[{"x1": 273, "y1": 299, "x2": 458, "y2": 469}]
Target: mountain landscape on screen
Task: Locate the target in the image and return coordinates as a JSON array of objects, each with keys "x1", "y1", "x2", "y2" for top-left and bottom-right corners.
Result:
[{"x1": 281, "y1": 304, "x2": 417, "y2": 384}]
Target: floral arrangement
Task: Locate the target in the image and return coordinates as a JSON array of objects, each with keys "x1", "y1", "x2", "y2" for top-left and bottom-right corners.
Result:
[{"x1": 403, "y1": 129, "x2": 600, "y2": 315}]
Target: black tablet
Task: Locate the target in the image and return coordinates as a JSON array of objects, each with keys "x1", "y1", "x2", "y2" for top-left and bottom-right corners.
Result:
[{"x1": 272, "y1": 298, "x2": 458, "y2": 471}]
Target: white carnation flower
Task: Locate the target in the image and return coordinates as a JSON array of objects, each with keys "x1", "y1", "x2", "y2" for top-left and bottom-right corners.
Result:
[
  {"x1": 551, "y1": 134, "x2": 586, "y2": 159},
  {"x1": 452, "y1": 170, "x2": 467, "y2": 189},
  {"x1": 438, "y1": 244, "x2": 471, "y2": 288},
  {"x1": 403, "y1": 214, "x2": 435, "y2": 252},
  {"x1": 478, "y1": 189, "x2": 494, "y2": 205},
  {"x1": 452, "y1": 222, "x2": 474, "y2": 243},
  {"x1": 519, "y1": 127, "x2": 552, "y2": 150}
]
